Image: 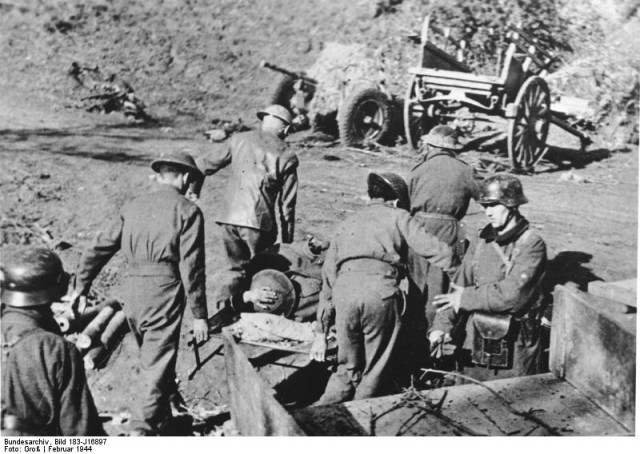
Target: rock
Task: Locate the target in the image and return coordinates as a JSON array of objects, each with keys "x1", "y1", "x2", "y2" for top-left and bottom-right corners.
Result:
[
  {"x1": 204, "y1": 129, "x2": 227, "y2": 142},
  {"x1": 558, "y1": 170, "x2": 591, "y2": 183}
]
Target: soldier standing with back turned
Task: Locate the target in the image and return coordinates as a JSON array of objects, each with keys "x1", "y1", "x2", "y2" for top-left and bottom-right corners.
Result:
[
  {"x1": 407, "y1": 125, "x2": 481, "y2": 329},
  {"x1": 197, "y1": 104, "x2": 298, "y2": 312},
  {"x1": 72, "y1": 151, "x2": 209, "y2": 436}
]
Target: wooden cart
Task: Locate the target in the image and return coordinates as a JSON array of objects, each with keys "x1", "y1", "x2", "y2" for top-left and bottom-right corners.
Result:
[{"x1": 404, "y1": 16, "x2": 590, "y2": 171}]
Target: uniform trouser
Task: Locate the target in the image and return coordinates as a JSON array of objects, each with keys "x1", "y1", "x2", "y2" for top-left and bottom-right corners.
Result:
[
  {"x1": 216, "y1": 223, "x2": 277, "y2": 311},
  {"x1": 122, "y1": 268, "x2": 185, "y2": 434},
  {"x1": 317, "y1": 272, "x2": 402, "y2": 405}
]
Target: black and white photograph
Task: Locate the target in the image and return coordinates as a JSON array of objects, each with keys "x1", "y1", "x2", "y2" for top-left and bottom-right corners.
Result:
[{"x1": 0, "y1": 0, "x2": 637, "y2": 446}]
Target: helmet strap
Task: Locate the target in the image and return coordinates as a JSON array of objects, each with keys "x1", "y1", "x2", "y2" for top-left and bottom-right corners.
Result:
[{"x1": 496, "y1": 207, "x2": 518, "y2": 233}]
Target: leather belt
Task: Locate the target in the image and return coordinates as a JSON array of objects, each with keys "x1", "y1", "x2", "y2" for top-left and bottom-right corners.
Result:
[
  {"x1": 415, "y1": 212, "x2": 458, "y2": 222},
  {"x1": 338, "y1": 258, "x2": 399, "y2": 278},
  {"x1": 128, "y1": 261, "x2": 178, "y2": 276}
]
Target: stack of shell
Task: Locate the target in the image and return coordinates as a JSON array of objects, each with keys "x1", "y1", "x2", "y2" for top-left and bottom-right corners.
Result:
[{"x1": 52, "y1": 299, "x2": 129, "y2": 370}]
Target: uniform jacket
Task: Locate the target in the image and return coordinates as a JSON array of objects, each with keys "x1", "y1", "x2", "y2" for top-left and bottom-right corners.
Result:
[
  {"x1": 75, "y1": 185, "x2": 208, "y2": 320},
  {"x1": 409, "y1": 149, "x2": 481, "y2": 220},
  {"x1": 316, "y1": 201, "x2": 455, "y2": 333},
  {"x1": 199, "y1": 130, "x2": 298, "y2": 242},
  {"x1": 431, "y1": 218, "x2": 547, "y2": 335},
  {"x1": 1, "y1": 308, "x2": 105, "y2": 436}
]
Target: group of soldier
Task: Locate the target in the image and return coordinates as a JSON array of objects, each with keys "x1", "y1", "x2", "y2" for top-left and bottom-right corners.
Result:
[{"x1": 0, "y1": 102, "x2": 547, "y2": 436}]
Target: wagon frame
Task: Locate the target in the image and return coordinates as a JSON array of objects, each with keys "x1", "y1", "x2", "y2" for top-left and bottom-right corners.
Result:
[{"x1": 404, "y1": 16, "x2": 571, "y2": 171}]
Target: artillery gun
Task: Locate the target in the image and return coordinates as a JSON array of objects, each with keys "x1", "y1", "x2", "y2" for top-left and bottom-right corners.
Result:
[{"x1": 261, "y1": 60, "x2": 393, "y2": 147}]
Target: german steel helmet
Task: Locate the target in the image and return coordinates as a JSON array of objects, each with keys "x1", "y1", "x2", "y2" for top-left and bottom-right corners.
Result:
[
  {"x1": 0, "y1": 247, "x2": 69, "y2": 307},
  {"x1": 367, "y1": 172, "x2": 410, "y2": 210},
  {"x1": 421, "y1": 125, "x2": 462, "y2": 151},
  {"x1": 250, "y1": 269, "x2": 297, "y2": 317},
  {"x1": 151, "y1": 150, "x2": 203, "y2": 179},
  {"x1": 479, "y1": 174, "x2": 529, "y2": 207},
  {"x1": 256, "y1": 104, "x2": 293, "y2": 125}
]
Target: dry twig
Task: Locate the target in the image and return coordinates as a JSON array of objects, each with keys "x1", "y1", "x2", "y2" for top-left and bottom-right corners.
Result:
[{"x1": 421, "y1": 368, "x2": 560, "y2": 435}]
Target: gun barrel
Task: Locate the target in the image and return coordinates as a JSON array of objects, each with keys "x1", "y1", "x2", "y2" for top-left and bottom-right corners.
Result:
[{"x1": 259, "y1": 60, "x2": 318, "y2": 85}]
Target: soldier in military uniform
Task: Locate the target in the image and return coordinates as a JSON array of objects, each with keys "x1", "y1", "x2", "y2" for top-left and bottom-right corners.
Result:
[
  {"x1": 407, "y1": 125, "x2": 481, "y2": 328},
  {"x1": 1, "y1": 247, "x2": 105, "y2": 436},
  {"x1": 245, "y1": 236, "x2": 329, "y2": 321},
  {"x1": 310, "y1": 173, "x2": 455, "y2": 405},
  {"x1": 429, "y1": 174, "x2": 547, "y2": 382},
  {"x1": 72, "y1": 151, "x2": 209, "y2": 435},
  {"x1": 197, "y1": 104, "x2": 298, "y2": 312}
]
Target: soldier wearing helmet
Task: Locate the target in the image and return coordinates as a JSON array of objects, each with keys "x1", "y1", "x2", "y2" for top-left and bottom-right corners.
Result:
[
  {"x1": 406, "y1": 125, "x2": 482, "y2": 346},
  {"x1": 1, "y1": 247, "x2": 105, "y2": 436},
  {"x1": 197, "y1": 104, "x2": 299, "y2": 314},
  {"x1": 311, "y1": 173, "x2": 455, "y2": 405},
  {"x1": 429, "y1": 174, "x2": 547, "y2": 382},
  {"x1": 243, "y1": 236, "x2": 330, "y2": 322},
  {"x1": 71, "y1": 150, "x2": 209, "y2": 435}
]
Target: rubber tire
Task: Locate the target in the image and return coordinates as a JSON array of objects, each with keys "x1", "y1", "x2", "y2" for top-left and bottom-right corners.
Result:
[
  {"x1": 338, "y1": 87, "x2": 391, "y2": 147},
  {"x1": 269, "y1": 75, "x2": 297, "y2": 110}
]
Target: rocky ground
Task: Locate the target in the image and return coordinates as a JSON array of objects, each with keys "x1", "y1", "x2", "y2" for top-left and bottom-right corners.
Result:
[{"x1": 0, "y1": 0, "x2": 638, "y2": 436}]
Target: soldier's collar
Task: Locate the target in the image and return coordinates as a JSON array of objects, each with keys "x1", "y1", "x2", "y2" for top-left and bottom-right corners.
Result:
[
  {"x1": 421, "y1": 148, "x2": 454, "y2": 162},
  {"x1": 155, "y1": 184, "x2": 181, "y2": 194},
  {"x1": 481, "y1": 218, "x2": 529, "y2": 245},
  {"x1": 412, "y1": 149, "x2": 454, "y2": 170},
  {"x1": 1, "y1": 306, "x2": 60, "y2": 335},
  {"x1": 367, "y1": 199, "x2": 399, "y2": 209}
]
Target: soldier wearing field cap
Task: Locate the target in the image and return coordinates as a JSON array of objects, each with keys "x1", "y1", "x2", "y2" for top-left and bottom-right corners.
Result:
[
  {"x1": 197, "y1": 104, "x2": 299, "y2": 312},
  {"x1": 406, "y1": 125, "x2": 482, "y2": 348},
  {"x1": 311, "y1": 173, "x2": 456, "y2": 405},
  {"x1": 72, "y1": 150, "x2": 209, "y2": 435},
  {"x1": 1, "y1": 247, "x2": 105, "y2": 436},
  {"x1": 429, "y1": 174, "x2": 547, "y2": 382}
]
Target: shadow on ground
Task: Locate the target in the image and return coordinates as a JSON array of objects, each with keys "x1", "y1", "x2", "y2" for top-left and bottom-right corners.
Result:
[
  {"x1": 0, "y1": 120, "x2": 192, "y2": 143},
  {"x1": 541, "y1": 146, "x2": 614, "y2": 171},
  {"x1": 544, "y1": 251, "x2": 602, "y2": 292}
]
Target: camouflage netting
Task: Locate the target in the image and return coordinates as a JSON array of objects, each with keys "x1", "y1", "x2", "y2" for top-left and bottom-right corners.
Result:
[{"x1": 305, "y1": 42, "x2": 385, "y2": 117}]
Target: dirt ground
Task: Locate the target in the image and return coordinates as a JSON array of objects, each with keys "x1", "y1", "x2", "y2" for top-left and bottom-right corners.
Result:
[{"x1": 0, "y1": 0, "x2": 638, "y2": 437}]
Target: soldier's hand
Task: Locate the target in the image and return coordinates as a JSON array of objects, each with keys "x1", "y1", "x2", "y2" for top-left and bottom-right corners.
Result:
[
  {"x1": 63, "y1": 290, "x2": 87, "y2": 317},
  {"x1": 185, "y1": 188, "x2": 199, "y2": 203},
  {"x1": 193, "y1": 319, "x2": 209, "y2": 343},
  {"x1": 310, "y1": 332, "x2": 328, "y2": 362},
  {"x1": 244, "y1": 287, "x2": 278, "y2": 309},
  {"x1": 428, "y1": 330, "x2": 455, "y2": 359},
  {"x1": 185, "y1": 175, "x2": 203, "y2": 202},
  {"x1": 432, "y1": 283, "x2": 464, "y2": 313}
]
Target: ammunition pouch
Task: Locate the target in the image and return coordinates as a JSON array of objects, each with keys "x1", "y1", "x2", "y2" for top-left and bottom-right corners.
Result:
[{"x1": 470, "y1": 312, "x2": 515, "y2": 369}]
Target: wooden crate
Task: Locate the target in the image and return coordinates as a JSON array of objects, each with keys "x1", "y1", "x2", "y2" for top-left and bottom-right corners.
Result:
[
  {"x1": 550, "y1": 283, "x2": 636, "y2": 431},
  {"x1": 292, "y1": 373, "x2": 631, "y2": 436}
]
